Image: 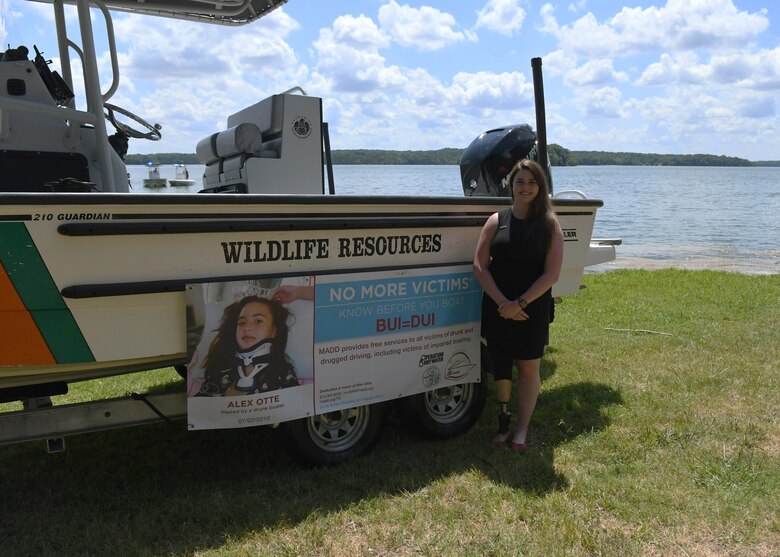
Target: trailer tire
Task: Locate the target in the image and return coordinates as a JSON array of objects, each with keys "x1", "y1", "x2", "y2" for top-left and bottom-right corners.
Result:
[
  {"x1": 401, "y1": 367, "x2": 487, "y2": 439},
  {"x1": 282, "y1": 402, "x2": 387, "y2": 466}
]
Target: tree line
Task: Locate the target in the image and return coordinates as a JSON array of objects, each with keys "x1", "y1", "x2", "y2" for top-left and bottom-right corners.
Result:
[
  {"x1": 125, "y1": 145, "x2": 767, "y2": 167},
  {"x1": 123, "y1": 148, "x2": 463, "y2": 166},
  {"x1": 547, "y1": 145, "x2": 754, "y2": 167}
]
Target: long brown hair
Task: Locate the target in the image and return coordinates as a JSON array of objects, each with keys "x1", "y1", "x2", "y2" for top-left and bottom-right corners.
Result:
[
  {"x1": 203, "y1": 296, "x2": 292, "y2": 380},
  {"x1": 507, "y1": 159, "x2": 556, "y2": 254}
]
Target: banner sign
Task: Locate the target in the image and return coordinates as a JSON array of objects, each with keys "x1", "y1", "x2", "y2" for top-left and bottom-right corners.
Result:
[{"x1": 186, "y1": 265, "x2": 481, "y2": 430}]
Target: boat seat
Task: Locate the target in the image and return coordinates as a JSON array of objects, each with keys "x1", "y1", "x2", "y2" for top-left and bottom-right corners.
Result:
[
  {"x1": 222, "y1": 154, "x2": 249, "y2": 182},
  {"x1": 196, "y1": 122, "x2": 280, "y2": 187},
  {"x1": 256, "y1": 138, "x2": 281, "y2": 157},
  {"x1": 215, "y1": 123, "x2": 264, "y2": 158},
  {"x1": 202, "y1": 159, "x2": 223, "y2": 187}
]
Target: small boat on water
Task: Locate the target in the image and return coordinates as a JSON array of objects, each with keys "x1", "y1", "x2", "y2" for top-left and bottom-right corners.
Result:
[
  {"x1": 169, "y1": 164, "x2": 195, "y2": 187},
  {"x1": 142, "y1": 163, "x2": 167, "y2": 188}
]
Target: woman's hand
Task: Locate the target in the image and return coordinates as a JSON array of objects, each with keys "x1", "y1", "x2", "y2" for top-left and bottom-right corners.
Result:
[
  {"x1": 273, "y1": 285, "x2": 314, "y2": 304},
  {"x1": 498, "y1": 300, "x2": 528, "y2": 320}
]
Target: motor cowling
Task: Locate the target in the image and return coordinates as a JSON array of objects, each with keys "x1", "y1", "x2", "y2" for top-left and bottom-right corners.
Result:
[{"x1": 459, "y1": 124, "x2": 539, "y2": 197}]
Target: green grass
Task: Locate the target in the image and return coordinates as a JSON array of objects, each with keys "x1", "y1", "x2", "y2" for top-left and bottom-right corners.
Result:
[{"x1": 1, "y1": 270, "x2": 778, "y2": 556}]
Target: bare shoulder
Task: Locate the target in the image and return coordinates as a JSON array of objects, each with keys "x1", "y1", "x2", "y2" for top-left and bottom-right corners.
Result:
[
  {"x1": 477, "y1": 212, "x2": 500, "y2": 244},
  {"x1": 549, "y1": 212, "x2": 563, "y2": 233}
]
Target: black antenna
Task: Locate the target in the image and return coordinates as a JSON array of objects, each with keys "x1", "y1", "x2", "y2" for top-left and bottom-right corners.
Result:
[{"x1": 531, "y1": 57, "x2": 552, "y2": 193}]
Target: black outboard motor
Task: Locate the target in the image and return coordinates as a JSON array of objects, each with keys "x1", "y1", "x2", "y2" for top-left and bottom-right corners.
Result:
[
  {"x1": 459, "y1": 124, "x2": 539, "y2": 197},
  {"x1": 461, "y1": 57, "x2": 554, "y2": 198}
]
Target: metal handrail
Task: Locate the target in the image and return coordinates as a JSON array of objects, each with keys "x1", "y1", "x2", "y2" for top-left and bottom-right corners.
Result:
[
  {"x1": 75, "y1": 0, "x2": 115, "y2": 190},
  {"x1": 94, "y1": 0, "x2": 120, "y2": 103},
  {"x1": 552, "y1": 190, "x2": 588, "y2": 199}
]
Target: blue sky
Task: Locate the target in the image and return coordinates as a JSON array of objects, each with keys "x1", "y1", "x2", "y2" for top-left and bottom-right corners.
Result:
[{"x1": 3, "y1": 0, "x2": 778, "y2": 160}]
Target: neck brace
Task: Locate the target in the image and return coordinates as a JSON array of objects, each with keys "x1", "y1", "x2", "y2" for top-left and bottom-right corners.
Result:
[{"x1": 234, "y1": 339, "x2": 273, "y2": 391}]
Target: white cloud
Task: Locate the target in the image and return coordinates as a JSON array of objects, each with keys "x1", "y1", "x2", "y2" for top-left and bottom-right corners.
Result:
[
  {"x1": 11, "y1": 0, "x2": 54, "y2": 24},
  {"x1": 638, "y1": 47, "x2": 780, "y2": 90},
  {"x1": 109, "y1": 9, "x2": 301, "y2": 88},
  {"x1": 564, "y1": 59, "x2": 629, "y2": 87},
  {"x1": 626, "y1": 86, "x2": 776, "y2": 140},
  {"x1": 539, "y1": 49, "x2": 577, "y2": 78},
  {"x1": 565, "y1": 73, "x2": 772, "y2": 158},
  {"x1": 446, "y1": 71, "x2": 534, "y2": 111},
  {"x1": 378, "y1": 0, "x2": 472, "y2": 51},
  {"x1": 312, "y1": 15, "x2": 405, "y2": 94},
  {"x1": 535, "y1": 1, "x2": 777, "y2": 158},
  {"x1": 539, "y1": 4, "x2": 621, "y2": 59},
  {"x1": 749, "y1": 48, "x2": 780, "y2": 90},
  {"x1": 705, "y1": 48, "x2": 780, "y2": 91},
  {"x1": 737, "y1": 96, "x2": 775, "y2": 119},
  {"x1": 540, "y1": 0, "x2": 769, "y2": 60},
  {"x1": 474, "y1": 0, "x2": 526, "y2": 36},
  {"x1": 574, "y1": 86, "x2": 625, "y2": 118},
  {"x1": 0, "y1": 0, "x2": 7, "y2": 46},
  {"x1": 91, "y1": 8, "x2": 307, "y2": 150},
  {"x1": 709, "y1": 53, "x2": 758, "y2": 85},
  {"x1": 637, "y1": 52, "x2": 708, "y2": 86},
  {"x1": 305, "y1": 9, "x2": 538, "y2": 150},
  {"x1": 315, "y1": 68, "x2": 537, "y2": 149},
  {"x1": 329, "y1": 13, "x2": 391, "y2": 50}
]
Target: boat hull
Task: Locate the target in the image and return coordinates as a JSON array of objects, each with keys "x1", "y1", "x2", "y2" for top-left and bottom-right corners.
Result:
[
  {"x1": 142, "y1": 179, "x2": 167, "y2": 188},
  {"x1": 0, "y1": 192, "x2": 603, "y2": 389}
]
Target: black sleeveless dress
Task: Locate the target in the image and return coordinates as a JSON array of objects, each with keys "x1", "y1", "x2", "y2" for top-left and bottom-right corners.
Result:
[{"x1": 482, "y1": 208, "x2": 552, "y2": 361}]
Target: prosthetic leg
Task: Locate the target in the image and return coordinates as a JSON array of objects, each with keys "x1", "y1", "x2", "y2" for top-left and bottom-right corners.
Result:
[{"x1": 491, "y1": 378, "x2": 512, "y2": 448}]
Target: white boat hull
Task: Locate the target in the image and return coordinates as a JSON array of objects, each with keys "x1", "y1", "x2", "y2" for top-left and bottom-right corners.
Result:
[{"x1": 0, "y1": 192, "x2": 604, "y2": 389}]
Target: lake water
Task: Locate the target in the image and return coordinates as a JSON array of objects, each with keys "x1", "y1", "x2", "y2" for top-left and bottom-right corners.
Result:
[{"x1": 128, "y1": 164, "x2": 780, "y2": 275}]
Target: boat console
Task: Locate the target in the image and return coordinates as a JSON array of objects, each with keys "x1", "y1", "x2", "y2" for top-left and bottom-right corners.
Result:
[{"x1": 0, "y1": 44, "x2": 131, "y2": 192}]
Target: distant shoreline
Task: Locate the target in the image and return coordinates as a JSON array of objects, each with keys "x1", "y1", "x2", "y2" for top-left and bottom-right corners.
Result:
[
  {"x1": 589, "y1": 255, "x2": 778, "y2": 276},
  {"x1": 124, "y1": 149, "x2": 780, "y2": 167}
]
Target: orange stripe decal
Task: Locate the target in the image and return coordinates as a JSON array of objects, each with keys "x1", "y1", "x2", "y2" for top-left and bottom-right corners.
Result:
[{"x1": 0, "y1": 260, "x2": 56, "y2": 366}]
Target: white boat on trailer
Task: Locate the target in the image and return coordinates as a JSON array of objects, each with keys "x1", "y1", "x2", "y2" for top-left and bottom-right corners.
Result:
[{"x1": 0, "y1": 0, "x2": 618, "y2": 463}]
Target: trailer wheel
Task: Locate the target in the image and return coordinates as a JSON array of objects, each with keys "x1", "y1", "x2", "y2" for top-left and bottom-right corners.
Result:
[
  {"x1": 283, "y1": 403, "x2": 387, "y2": 466},
  {"x1": 402, "y1": 368, "x2": 487, "y2": 439}
]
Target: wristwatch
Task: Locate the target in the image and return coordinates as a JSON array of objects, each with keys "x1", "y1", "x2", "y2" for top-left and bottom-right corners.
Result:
[{"x1": 516, "y1": 297, "x2": 528, "y2": 309}]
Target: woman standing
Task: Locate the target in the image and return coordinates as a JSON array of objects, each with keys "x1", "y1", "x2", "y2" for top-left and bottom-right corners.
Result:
[{"x1": 473, "y1": 159, "x2": 564, "y2": 451}]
